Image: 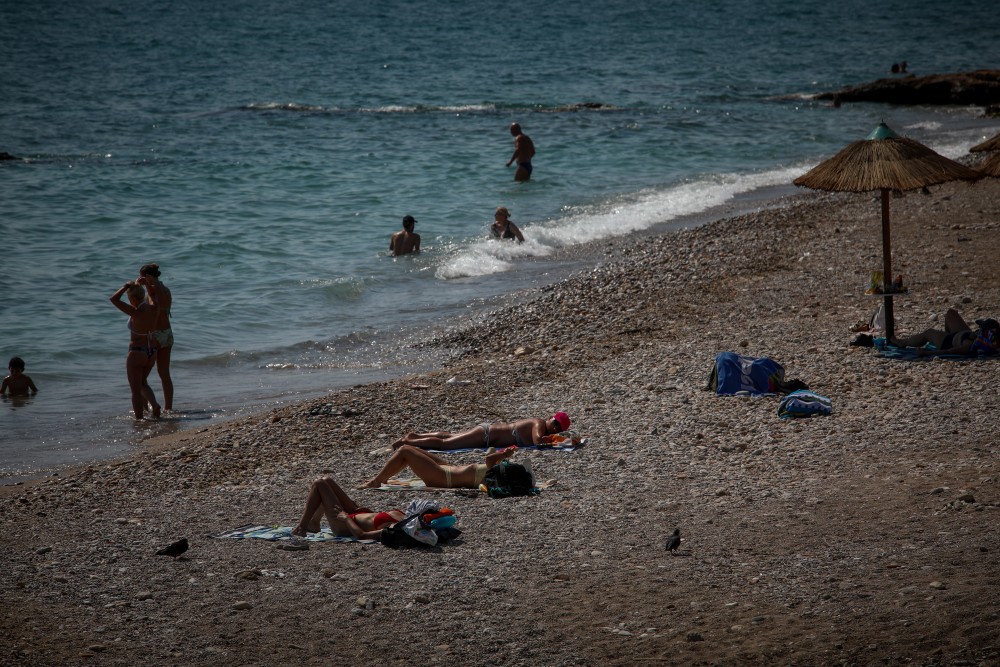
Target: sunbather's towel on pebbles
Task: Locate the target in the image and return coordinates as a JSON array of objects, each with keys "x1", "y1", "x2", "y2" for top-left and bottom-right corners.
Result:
[
  {"x1": 428, "y1": 432, "x2": 587, "y2": 455},
  {"x1": 777, "y1": 390, "x2": 833, "y2": 419},
  {"x1": 375, "y1": 478, "x2": 556, "y2": 493},
  {"x1": 213, "y1": 524, "x2": 374, "y2": 543}
]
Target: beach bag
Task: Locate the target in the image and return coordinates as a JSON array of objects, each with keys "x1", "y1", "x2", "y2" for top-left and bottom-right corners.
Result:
[
  {"x1": 379, "y1": 514, "x2": 427, "y2": 548},
  {"x1": 483, "y1": 460, "x2": 537, "y2": 499},
  {"x1": 380, "y1": 500, "x2": 462, "y2": 548},
  {"x1": 708, "y1": 352, "x2": 785, "y2": 395}
]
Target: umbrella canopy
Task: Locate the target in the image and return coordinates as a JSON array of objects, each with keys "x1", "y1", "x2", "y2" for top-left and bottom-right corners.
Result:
[
  {"x1": 970, "y1": 132, "x2": 1000, "y2": 153},
  {"x1": 794, "y1": 123, "x2": 983, "y2": 192},
  {"x1": 975, "y1": 151, "x2": 1000, "y2": 178},
  {"x1": 793, "y1": 122, "x2": 983, "y2": 338}
]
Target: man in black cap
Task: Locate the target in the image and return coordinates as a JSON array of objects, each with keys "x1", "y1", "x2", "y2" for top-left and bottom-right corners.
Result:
[{"x1": 390, "y1": 215, "x2": 421, "y2": 256}]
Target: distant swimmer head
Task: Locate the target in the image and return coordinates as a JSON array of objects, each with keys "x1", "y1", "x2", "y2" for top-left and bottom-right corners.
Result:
[
  {"x1": 495, "y1": 206, "x2": 510, "y2": 220},
  {"x1": 552, "y1": 411, "x2": 571, "y2": 433},
  {"x1": 8, "y1": 356, "x2": 25, "y2": 372},
  {"x1": 402, "y1": 214, "x2": 417, "y2": 230},
  {"x1": 139, "y1": 263, "x2": 161, "y2": 278},
  {"x1": 509, "y1": 122, "x2": 521, "y2": 135}
]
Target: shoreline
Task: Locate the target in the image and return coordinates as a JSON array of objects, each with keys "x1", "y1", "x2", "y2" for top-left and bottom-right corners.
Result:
[
  {"x1": 3, "y1": 178, "x2": 999, "y2": 665},
  {"x1": 0, "y1": 179, "x2": 807, "y2": 487}
]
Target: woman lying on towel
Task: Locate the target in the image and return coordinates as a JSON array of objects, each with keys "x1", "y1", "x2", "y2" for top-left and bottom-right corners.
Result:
[
  {"x1": 361, "y1": 445, "x2": 518, "y2": 489},
  {"x1": 890, "y1": 308, "x2": 999, "y2": 357},
  {"x1": 292, "y1": 476, "x2": 406, "y2": 539},
  {"x1": 392, "y1": 412, "x2": 570, "y2": 451}
]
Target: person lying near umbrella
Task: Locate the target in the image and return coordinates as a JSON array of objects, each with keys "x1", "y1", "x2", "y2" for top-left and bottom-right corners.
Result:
[
  {"x1": 361, "y1": 445, "x2": 519, "y2": 489},
  {"x1": 889, "y1": 308, "x2": 999, "y2": 357},
  {"x1": 391, "y1": 412, "x2": 570, "y2": 451}
]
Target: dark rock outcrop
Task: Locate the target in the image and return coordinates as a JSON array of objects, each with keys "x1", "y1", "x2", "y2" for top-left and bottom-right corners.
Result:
[{"x1": 818, "y1": 70, "x2": 1000, "y2": 107}]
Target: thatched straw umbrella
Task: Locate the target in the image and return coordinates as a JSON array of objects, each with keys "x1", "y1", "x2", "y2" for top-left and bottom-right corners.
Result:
[
  {"x1": 969, "y1": 131, "x2": 1000, "y2": 177},
  {"x1": 969, "y1": 132, "x2": 1000, "y2": 153},
  {"x1": 794, "y1": 122, "x2": 982, "y2": 337}
]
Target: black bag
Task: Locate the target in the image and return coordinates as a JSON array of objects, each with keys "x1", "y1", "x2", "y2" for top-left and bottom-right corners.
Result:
[
  {"x1": 379, "y1": 514, "x2": 425, "y2": 549},
  {"x1": 379, "y1": 513, "x2": 464, "y2": 548},
  {"x1": 483, "y1": 460, "x2": 537, "y2": 499}
]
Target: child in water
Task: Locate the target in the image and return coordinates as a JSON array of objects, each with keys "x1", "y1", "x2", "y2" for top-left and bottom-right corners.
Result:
[{"x1": 2, "y1": 357, "x2": 39, "y2": 396}]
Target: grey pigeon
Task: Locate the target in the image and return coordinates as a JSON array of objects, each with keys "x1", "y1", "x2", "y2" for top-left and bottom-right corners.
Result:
[
  {"x1": 664, "y1": 528, "x2": 681, "y2": 554},
  {"x1": 156, "y1": 538, "x2": 189, "y2": 559}
]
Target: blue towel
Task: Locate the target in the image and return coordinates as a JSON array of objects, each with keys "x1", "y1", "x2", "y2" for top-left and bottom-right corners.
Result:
[
  {"x1": 777, "y1": 390, "x2": 833, "y2": 419},
  {"x1": 212, "y1": 524, "x2": 375, "y2": 543}
]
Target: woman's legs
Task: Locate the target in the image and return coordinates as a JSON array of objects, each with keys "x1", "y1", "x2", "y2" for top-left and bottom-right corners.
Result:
[
  {"x1": 156, "y1": 345, "x2": 173, "y2": 411},
  {"x1": 126, "y1": 352, "x2": 159, "y2": 419},
  {"x1": 294, "y1": 477, "x2": 368, "y2": 536},
  {"x1": 395, "y1": 425, "x2": 487, "y2": 451},
  {"x1": 362, "y1": 445, "x2": 451, "y2": 488},
  {"x1": 944, "y1": 308, "x2": 971, "y2": 334}
]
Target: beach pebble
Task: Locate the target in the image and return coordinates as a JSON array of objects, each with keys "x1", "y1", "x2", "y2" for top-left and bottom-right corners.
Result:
[
  {"x1": 232, "y1": 601, "x2": 253, "y2": 610},
  {"x1": 413, "y1": 592, "x2": 431, "y2": 604},
  {"x1": 35, "y1": 547, "x2": 52, "y2": 555},
  {"x1": 136, "y1": 591, "x2": 153, "y2": 601},
  {"x1": 929, "y1": 581, "x2": 946, "y2": 590}
]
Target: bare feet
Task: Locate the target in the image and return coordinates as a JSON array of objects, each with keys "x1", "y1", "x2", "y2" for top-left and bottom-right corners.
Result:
[
  {"x1": 291, "y1": 525, "x2": 308, "y2": 537},
  {"x1": 360, "y1": 479, "x2": 383, "y2": 489},
  {"x1": 151, "y1": 404, "x2": 162, "y2": 419}
]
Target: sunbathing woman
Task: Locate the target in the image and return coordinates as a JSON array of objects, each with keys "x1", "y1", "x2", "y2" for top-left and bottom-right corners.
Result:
[
  {"x1": 361, "y1": 445, "x2": 519, "y2": 489},
  {"x1": 890, "y1": 308, "x2": 999, "y2": 357},
  {"x1": 292, "y1": 475, "x2": 404, "y2": 539},
  {"x1": 392, "y1": 412, "x2": 570, "y2": 451}
]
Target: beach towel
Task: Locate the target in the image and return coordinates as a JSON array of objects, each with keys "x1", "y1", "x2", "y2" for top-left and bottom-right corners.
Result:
[
  {"x1": 426, "y1": 432, "x2": 586, "y2": 455},
  {"x1": 777, "y1": 390, "x2": 833, "y2": 419},
  {"x1": 374, "y1": 477, "x2": 557, "y2": 493},
  {"x1": 212, "y1": 524, "x2": 375, "y2": 543},
  {"x1": 875, "y1": 338, "x2": 993, "y2": 360}
]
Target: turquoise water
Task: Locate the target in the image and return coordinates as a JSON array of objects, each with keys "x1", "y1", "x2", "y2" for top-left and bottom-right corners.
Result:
[{"x1": 2, "y1": 0, "x2": 998, "y2": 478}]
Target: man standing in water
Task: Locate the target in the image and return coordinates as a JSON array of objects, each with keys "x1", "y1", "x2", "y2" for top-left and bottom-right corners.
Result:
[
  {"x1": 390, "y1": 215, "x2": 421, "y2": 256},
  {"x1": 506, "y1": 123, "x2": 535, "y2": 182},
  {"x1": 139, "y1": 263, "x2": 173, "y2": 412}
]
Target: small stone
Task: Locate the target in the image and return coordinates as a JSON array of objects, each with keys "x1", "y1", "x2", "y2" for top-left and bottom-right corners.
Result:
[
  {"x1": 413, "y1": 592, "x2": 431, "y2": 604},
  {"x1": 232, "y1": 601, "x2": 253, "y2": 610},
  {"x1": 88, "y1": 645, "x2": 107, "y2": 652},
  {"x1": 35, "y1": 546, "x2": 52, "y2": 555},
  {"x1": 686, "y1": 631, "x2": 704, "y2": 642},
  {"x1": 929, "y1": 581, "x2": 946, "y2": 590},
  {"x1": 956, "y1": 492, "x2": 975, "y2": 503},
  {"x1": 136, "y1": 591, "x2": 153, "y2": 601},
  {"x1": 321, "y1": 568, "x2": 337, "y2": 578},
  {"x1": 715, "y1": 488, "x2": 730, "y2": 497},
  {"x1": 54, "y1": 576, "x2": 68, "y2": 584},
  {"x1": 235, "y1": 570, "x2": 261, "y2": 581}
]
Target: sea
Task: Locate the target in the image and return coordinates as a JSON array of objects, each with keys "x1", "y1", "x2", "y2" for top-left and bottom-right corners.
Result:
[{"x1": 2, "y1": 0, "x2": 999, "y2": 481}]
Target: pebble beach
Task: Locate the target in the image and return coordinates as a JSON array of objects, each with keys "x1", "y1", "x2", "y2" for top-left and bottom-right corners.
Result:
[{"x1": 3, "y1": 178, "x2": 999, "y2": 666}]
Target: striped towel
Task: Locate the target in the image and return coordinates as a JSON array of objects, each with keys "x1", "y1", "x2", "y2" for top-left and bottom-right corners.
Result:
[
  {"x1": 777, "y1": 390, "x2": 833, "y2": 419},
  {"x1": 212, "y1": 524, "x2": 375, "y2": 543}
]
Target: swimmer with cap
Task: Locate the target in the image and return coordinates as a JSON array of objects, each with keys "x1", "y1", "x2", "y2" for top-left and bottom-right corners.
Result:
[{"x1": 391, "y1": 413, "x2": 571, "y2": 451}]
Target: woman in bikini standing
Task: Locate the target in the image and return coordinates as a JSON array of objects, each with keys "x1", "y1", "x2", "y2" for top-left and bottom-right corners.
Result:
[
  {"x1": 292, "y1": 475, "x2": 406, "y2": 539},
  {"x1": 109, "y1": 276, "x2": 161, "y2": 420}
]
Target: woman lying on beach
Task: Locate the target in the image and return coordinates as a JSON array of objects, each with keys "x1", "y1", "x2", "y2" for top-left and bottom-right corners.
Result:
[
  {"x1": 109, "y1": 277, "x2": 162, "y2": 420},
  {"x1": 293, "y1": 475, "x2": 405, "y2": 539},
  {"x1": 361, "y1": 445, "x2": 519, "y2": 489},
  {"x1": 392, "y1": 412, "x2": 570, "y2": 451},
  {"x1": 890, "y1": 308, "x2": 999, "y2": 357}
]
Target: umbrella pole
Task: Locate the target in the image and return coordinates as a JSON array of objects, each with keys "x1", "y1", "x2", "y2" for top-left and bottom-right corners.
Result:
[{"x1": 880, "y1": 188, "x2": 895, "y2": 339}]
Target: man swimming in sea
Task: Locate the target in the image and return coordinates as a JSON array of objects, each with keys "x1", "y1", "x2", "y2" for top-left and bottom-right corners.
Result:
[
  {"x1": 390, "y1": 215, "x2": 421, "y2": 256},
  {"x1": 506, "y1": 123, "x2": 535, "y2": 182}
]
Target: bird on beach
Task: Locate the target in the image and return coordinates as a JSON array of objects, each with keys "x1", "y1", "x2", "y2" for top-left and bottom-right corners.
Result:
[
  {"x1": 665, "y1": 528, "x2": 681, "y2": 554},
  {"x1": 156, "y1": 538, "x2": 189, "y2": 559}
]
